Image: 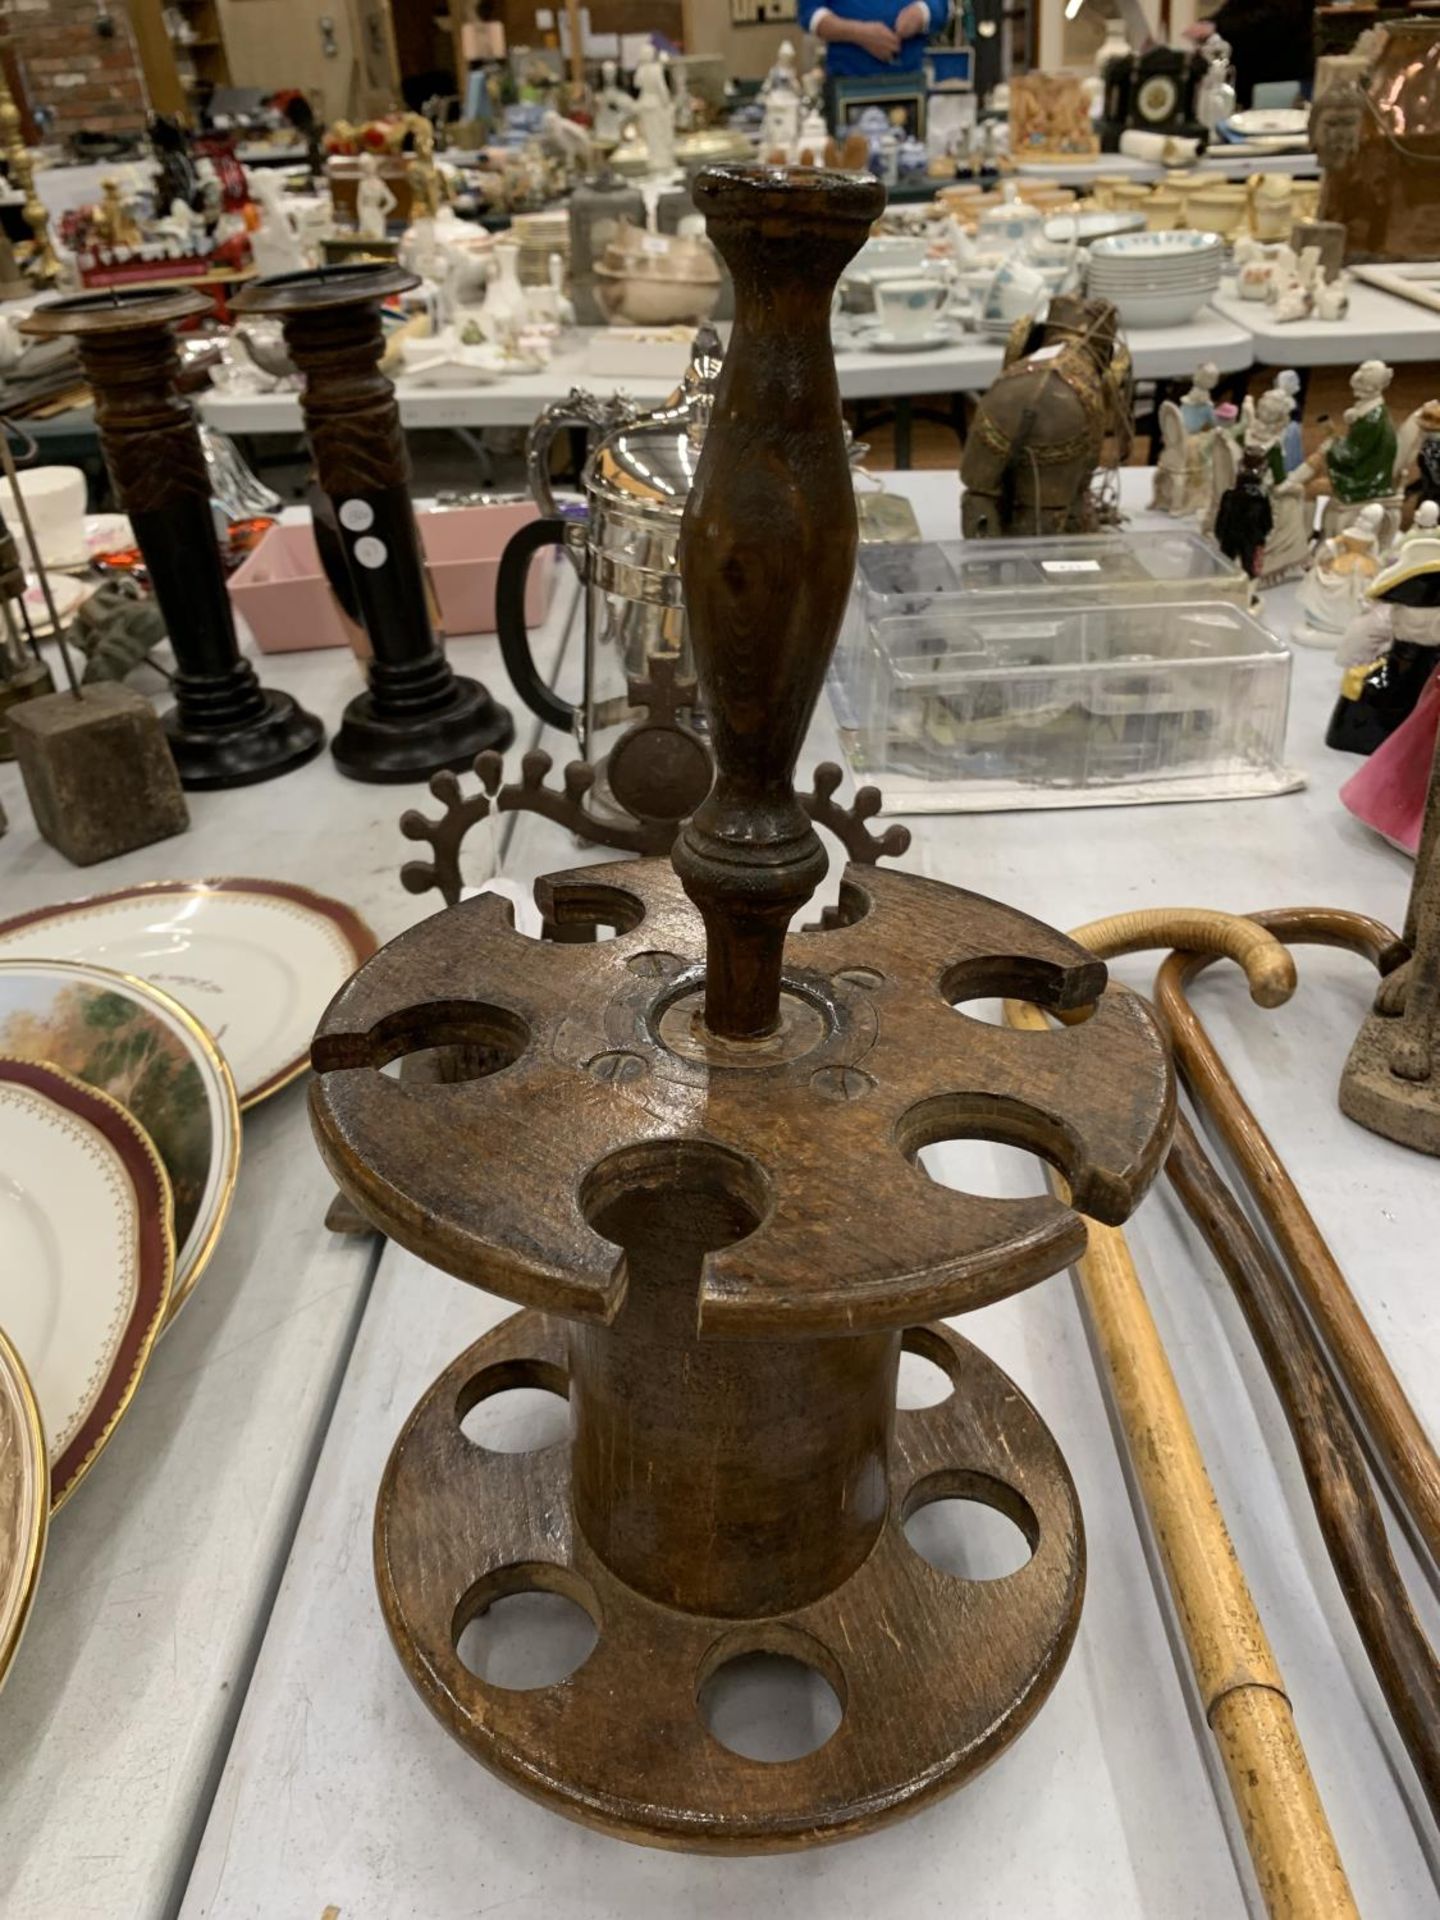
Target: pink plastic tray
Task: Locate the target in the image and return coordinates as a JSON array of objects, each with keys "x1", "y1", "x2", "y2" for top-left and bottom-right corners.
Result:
[{"x1": 229, "y1": 503, "x2": 558, "y2": 654}]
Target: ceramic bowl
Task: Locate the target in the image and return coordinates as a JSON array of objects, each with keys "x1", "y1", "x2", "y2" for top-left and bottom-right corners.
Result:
[{"x1": 593, "y1": 266, "x2": 722, "y2": 326}]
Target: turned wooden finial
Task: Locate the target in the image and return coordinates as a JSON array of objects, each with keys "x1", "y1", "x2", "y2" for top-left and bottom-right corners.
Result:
[{"x1": 671, "y1": 165, "x2": 883, "y2": 1041}]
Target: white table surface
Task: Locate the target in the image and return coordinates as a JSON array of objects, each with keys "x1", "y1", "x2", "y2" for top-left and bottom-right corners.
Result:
[
  {"x1": 0, "y1": 560, "x2": 582, "y2": 1920},
  {"x1": 1210, "y1": 280, "x2": 1440, "y2": 369},
  {"x1": 179, "y1": 470, "x2": 1439, "y2": 1919},
  {"x1": 198, "y1": 312, "x2": 1254, "y2": 437}
]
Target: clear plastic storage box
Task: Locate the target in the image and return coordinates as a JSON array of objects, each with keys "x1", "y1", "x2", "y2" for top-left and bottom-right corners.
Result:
[{"x1": 833, "y1": 536, "x2": 1299, "y2": 812}]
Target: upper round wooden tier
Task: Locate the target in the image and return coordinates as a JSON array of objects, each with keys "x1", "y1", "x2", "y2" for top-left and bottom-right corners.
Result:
[{"x1": 308, "y1": 857, "x2": 1174, "y2": 1338}]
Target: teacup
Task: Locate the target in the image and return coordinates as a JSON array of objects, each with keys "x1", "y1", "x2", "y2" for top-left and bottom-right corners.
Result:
[
  {"x1": 0, "y1": 465, "x2": 87, "y2": 567},
  {"x1": 874, "y1": 276, "x2": 950, "y2": 337}
]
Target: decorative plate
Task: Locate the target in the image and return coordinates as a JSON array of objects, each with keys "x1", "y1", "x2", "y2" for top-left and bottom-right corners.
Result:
[
  {"x1": 0, "y1": 1059, "x2": 174, "y2": 1508},
  {"x1": 0, "y1": 880, "x2": 377, "y2": 1109},
  {"x1": 1226, "y1": 107, "x2": 1309, "y2": 138},
  {"x1": 0, "y1": 1325, "x2": 46, "y2": 1692},
  {"x1": 0, "y1": 960, "x2": 240, "y2": 1325}
]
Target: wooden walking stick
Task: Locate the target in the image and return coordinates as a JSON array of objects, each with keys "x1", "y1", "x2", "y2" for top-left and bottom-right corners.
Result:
[
  {"x1": 1165, "y1": 1109, "x2": 1440, "y2": 1818},
  {"x1": 1008, "y1": 909, "x2": 1358, "y2": 1920},
  {"x1": 1154, "y1": 908, "x2": 1440, "y2": 1571}
]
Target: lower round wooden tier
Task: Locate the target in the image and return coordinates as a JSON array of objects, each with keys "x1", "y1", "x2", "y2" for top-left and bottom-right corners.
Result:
[{"x1": 375, "y1": 1309, "x2": 1084, "y2": 1852}]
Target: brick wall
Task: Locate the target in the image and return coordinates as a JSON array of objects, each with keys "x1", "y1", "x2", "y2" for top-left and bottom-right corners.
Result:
[{"x1": 11, "y1": 0, "x2": 150, "y2": 141}]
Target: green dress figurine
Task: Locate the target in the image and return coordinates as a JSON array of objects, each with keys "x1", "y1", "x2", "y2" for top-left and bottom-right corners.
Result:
[{"x1": 1325, "y1": 360, "x2": 1399, "y2": 506}]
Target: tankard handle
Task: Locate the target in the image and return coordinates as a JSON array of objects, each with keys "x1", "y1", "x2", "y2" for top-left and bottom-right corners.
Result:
[{"x1": 495, "y1": 515, "x2": 575, "y2": 732}]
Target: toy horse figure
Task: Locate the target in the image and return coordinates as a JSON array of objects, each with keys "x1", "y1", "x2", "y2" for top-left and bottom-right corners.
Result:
[{"x1": 960, "y1": 294, "x2": 1132, "y2": 538}]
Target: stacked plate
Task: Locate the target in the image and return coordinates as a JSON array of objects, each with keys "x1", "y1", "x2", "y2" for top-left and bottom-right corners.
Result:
[
  {"x1": 1085, "y1": 229, "x2": 1224, "y2": 329},
  {"x1": 0, "y1": 878, "x2": 375, "y2": 1694}
]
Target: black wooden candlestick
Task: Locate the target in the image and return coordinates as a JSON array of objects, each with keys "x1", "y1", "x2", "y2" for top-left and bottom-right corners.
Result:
[
  {"x1": 21, "y1": 289, "x2": 324, "y2": 790},
  {"x1": 233, "y1": 266, "x2": 512, "y2": 783}
]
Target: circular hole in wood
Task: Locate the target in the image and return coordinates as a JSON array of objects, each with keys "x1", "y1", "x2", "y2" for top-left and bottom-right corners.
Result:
[
  {"x1": 580, "y1": 1138, "x2": 770, "y2": 1256},
  {"x1": 902, "y1": 1470, "x2": 1038, "y2": 1581},
  {"x1": 897, "y1": 1329, "x2": 955, "y2": 1409},
  {"x1": 697, "y1": 1626, "x2": 846, "y2": 1764},
  {"x1": 457, "y1": 1359, "x2": 570, "y2": 1454},
  {"x1": 453, "y1": 1563, "x2": 599, "y2": 1690},
  {"x1": 344, "y1": 1000, "x2": 531, "y2": 1084},
  {"x1": 940, "y1": 955, "x2": 1098, "y2": 1027},
  {"x1": 896, "y1": 1092, "x2": 1072, "y2": 1200},
  {"x1": 917, "y1": 1137, "x2": 1050, "y2": 1200}
]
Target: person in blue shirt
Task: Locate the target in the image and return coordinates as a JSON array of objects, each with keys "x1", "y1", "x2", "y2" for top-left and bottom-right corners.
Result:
[{"x1": 799, "y1": 0, "x2": 950, "y2": 78}]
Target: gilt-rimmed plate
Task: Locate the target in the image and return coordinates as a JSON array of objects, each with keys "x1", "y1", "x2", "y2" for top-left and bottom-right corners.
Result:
[
  {"x1": 0, "y1": 960, "x2": 240, "y2": 1324},
  {"x1": 0, "y1": 1325, "x2": 46, "y2": 1691},
  {"x1": 0, "y1": 1059, "x2": 174, "y2": 1508},
  {"x1": 0, "y1": 880, "x2": 377, "y2": 1108}
]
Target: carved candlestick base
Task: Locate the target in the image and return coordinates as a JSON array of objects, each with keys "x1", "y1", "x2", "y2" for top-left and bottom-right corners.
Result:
[
  {"x1": 233, "y1": 266, "x2": 513, "y2": 784},
  {"x1": 21, "y1": 290, "x2": 324, "y2": 789}
]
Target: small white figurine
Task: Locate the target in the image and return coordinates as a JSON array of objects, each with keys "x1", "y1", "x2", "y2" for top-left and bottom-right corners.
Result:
[
  {"x1": 542, "y1": 109, "x2": 593, "y2": 177},
  {"x1": 593, "y1": 58, "x2": 632, "y2": 147},
  {"x1": 1293, "y1": 502, "x2": 1386, "y2": 648},
  {"x1": 633, "y1": 45, "x2": 676, "y2": 175},
  {"x1": 760, "y1": 38, "x2": 803, "y2": 156},
  {"x1": 1152, "y1": 361, "x2": 1220, "y2": 517},
  {"x1": 248, "y1": 171, "x2": 307, "y2": 278},
  {"x1": 155, "y1": 196, "x2": 205, "y2": 252},
  {"x1": 356, "y1": 152, "x2": 396, "y2": 242}
]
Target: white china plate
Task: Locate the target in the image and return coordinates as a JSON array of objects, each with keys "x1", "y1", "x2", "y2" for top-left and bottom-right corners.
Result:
[
  {"x1": 0, "y1": 1324, "x2": 46, "y2": 1692},
  {"x1": 0, "y1": 880, "x2": 377, "y2": 1109},
  {"x1": 857, "y1": 323, "x2": 966, "y2": 353},
  {"x1": 1227, "y1": 107, "x2": 1309, "y2": 137},
  {"x1": 0, "y1": 1059, "x2": 173, "y2": 1508},
  {"x1": 0, "y1": 961, "x2": 240, "y2": 1324}
]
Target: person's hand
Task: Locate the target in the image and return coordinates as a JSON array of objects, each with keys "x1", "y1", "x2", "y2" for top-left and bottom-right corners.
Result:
[
  {"x1": 853, "y1": 17, "x2": 901, "y2": 58},
  {"x1": 895, "y1": 2, "x2": 929, "y2": 37}
]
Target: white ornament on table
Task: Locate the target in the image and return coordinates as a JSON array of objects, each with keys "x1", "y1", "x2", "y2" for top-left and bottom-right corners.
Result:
[
  {"x1": 1292, "y1": 501, "x2": 1386, "y2": 647},
  {"x1": 593, "y1": 59, "x2": 632, "y2": 146},
  {"x1": 155, "y1": 197, "x2": 205, "y2": 251},
  {"x1": 1151, "y1": 362, "x2": 1220, "y2": 518},
  {"x1": 760, "y1": 38, "x2": 803, "y2": 155},
  {"x1": 633, "y1": 45, "x2": 676, "y2": 175},
  {"x1": 474, "y1": 237, "x2": 529, "y2": 348},
  {"x1": 356, "y1": 152, "x2": 396, "y2": 242},
  {"x1": 248, "y1": 172, "x2": 307, "y2": 278},
  {"x1": 294, "y1": 191, "x2": 335, "y2": 263},
  {"x1": 541, "y1": 110, "x2": 593, "y2": 177}
]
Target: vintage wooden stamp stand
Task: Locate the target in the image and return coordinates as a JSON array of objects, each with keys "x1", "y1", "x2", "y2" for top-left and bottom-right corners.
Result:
[
  {"x1": 21, "y1": 289, "x2": 325, "y2": 790},
  {"x1": 311, "y1": 169, "x2": 1174, "y2": 1851},
  {"x1": 233, "y1": 266, "x2": 513, "y2": 783}
]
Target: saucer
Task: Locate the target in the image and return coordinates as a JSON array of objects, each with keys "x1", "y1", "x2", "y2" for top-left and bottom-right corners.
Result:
[{"x1": 859, "y1": 322, "x2": 965, "y2": 353}]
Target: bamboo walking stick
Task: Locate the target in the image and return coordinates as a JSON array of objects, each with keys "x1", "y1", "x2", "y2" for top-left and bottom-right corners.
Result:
[
  {"x1": 1153, "y1": 908, "x2": 1440, "y2": 1572},
  {"x1": 1006, "y1": 908, "x2": 1357, "y2": 1919}
]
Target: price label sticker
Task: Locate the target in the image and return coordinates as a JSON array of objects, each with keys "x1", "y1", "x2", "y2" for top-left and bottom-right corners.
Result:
[
  {"x1": 640, "y1": 234, "x2": 670, "y2": 256},
  {"x1": 1040, "y1": 559, "x2": 1103, "y2": 574}
]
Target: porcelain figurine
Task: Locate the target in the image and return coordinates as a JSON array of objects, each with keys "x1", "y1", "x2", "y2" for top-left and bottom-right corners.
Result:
[
  {"x1": 248, "y1": 172, "x2": 307, "y2": 278},
  {"x1": 634, "y1": 45, "x2": 676, "y2": 175},
  {"x1": 1330, "y1": 506, "x2": 1440, "y2": 763},
  {"x1": 356, "y1": 152, "x2": 397, "y2": 241},
  {"x1": 1151, "y1": 362, "x2": 1220, "y2": 518},
  {"x1": 1214, "y1": 389, "x2": 1312, "y2": 585},
  {"x1": 155, "y1": 196, "x2": 205, "y2": 252},
  {"x1": 594, "y1": 60, "x2": 632, "y2": 147},
  {"x1": 760, "y1": 39, "x2": 803, "y2": 157},
  {"x1": 1316, "y1": 360, "x2": 1399, "y2": 540},
  {"x1": 95, "y1": 176, "x2": 141, "y2": 250},
  {"x1": 1292, "y1": 503, "x2": 1386, "y2": 648}
]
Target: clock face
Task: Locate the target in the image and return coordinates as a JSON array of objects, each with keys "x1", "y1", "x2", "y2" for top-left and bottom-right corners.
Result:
[{"x1": 1138, "y1": 73, "x2": 1180, "y2": 123}]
